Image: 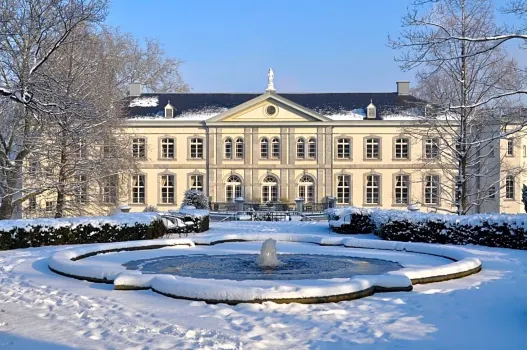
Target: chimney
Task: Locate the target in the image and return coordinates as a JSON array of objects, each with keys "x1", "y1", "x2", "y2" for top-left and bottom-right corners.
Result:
[
  {"x1": 128, "y1": 83, "x2": 142, "y2": 97},
  {"x1": 396, "y1": 81, "x2": 410, "y2": 96}
]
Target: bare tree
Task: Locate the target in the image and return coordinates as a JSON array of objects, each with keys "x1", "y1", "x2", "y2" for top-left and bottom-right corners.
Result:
[
  {"x1": 390, "y1": 0, "x2": 527, "y2": 214},
  {"x1": 0, "y1": 0, "x2": 108, "y2": 219}
]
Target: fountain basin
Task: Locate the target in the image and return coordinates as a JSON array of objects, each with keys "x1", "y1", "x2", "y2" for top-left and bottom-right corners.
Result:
[{"x1": 123, "y1": 254, "x2": 403, "y2": 281}]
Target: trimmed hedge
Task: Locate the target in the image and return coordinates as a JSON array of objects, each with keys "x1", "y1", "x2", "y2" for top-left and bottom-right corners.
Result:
[
  {"x1": 0, "y1": 216, "x2": 167, "y2": 251},
  {"x1": 328, "y1": 207, "x2": 527, "y2": 250}
]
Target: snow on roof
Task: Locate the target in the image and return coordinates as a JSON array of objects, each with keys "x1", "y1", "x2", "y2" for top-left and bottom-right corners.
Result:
[{"x1": 129, "y1": 96, "x2": 159, "y2": 108}]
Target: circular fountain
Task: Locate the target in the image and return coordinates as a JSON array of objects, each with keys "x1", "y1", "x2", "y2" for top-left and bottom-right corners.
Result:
[{"x1": 48, "y1": 234, "x2": 482, "y2": 304}]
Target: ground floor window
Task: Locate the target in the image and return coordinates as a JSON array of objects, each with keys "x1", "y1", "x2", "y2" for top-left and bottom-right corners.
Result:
[
  {"x1": 336, "y1": 175, "x2": 351, "y2": 204},
  {"x1": 424, "y1": 175, "x2": 440, "y2": 205},
  {"x1": 225, "y1": 175, "x2": 242, "y2": 202},
  {"x1": 394, "y1": 174, "x2": 409, "y2": 204},
  {"x1": 161, "y1": 175, "x2": 175, "y2": 204},
  {"x1": 132, "y1": 174, "x2": 145, "y2": 204},
  {"x1": 190, "y1": 174, "x2": 204, "y2": 192},
  {"x1": 298, "y1": 175, "x2": 315, "y2": 202},
  {"x1": 262, "y1": 175, "x2": 278, "y2": 202},
  {"x1": 365, "y1": 174, "x2": 380, "y2": 204}
]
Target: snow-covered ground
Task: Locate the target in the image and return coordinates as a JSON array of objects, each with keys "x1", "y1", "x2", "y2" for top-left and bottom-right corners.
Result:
[{"x1": 1, "y1": 221, "x2": 526, "y2": 349}]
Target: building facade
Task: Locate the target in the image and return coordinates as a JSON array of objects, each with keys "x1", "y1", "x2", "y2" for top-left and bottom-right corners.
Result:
[
  {"x1": 121, "y1": 75, "x2": 527, "y2": 214},
  {"x1": 22, "y1": 72, "x2": 527, "y2": 217}
]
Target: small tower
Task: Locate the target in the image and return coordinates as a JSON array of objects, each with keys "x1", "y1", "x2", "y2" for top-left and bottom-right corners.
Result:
[{"x1": 366, "y1": 100, "x2": 377, "y2": 119}]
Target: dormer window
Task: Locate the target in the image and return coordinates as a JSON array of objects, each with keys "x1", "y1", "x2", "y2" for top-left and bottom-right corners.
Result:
[
  {"x1": 366, "y1": 101, "x2": 376, "y2": 119},
  {"x1": 164, "y1": 102, "x2": 174, "y2": 119}
]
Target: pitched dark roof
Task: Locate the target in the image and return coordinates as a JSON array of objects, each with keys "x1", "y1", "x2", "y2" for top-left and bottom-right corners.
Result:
[{"x1": 125, "y1": 92, "x2": 424, "y2": 119}]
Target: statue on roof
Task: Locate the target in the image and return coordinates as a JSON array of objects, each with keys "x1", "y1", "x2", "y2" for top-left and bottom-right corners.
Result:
[{"x1": 267, "y1": 68, "x2": 275, "y2": 92}]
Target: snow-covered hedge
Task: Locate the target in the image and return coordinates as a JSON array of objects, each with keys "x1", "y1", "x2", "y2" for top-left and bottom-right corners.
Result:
[
  {"x1": 328, "y1": 207, "x2": 527, "y2": 250},
  {"x1": 0, "y1": 213, "x2": 167, "y2": 251}
]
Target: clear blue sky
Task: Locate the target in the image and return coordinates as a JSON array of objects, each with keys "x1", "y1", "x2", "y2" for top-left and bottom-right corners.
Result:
[{"x1": 106, "y1": 0, "x2": 522, "y2": 93}]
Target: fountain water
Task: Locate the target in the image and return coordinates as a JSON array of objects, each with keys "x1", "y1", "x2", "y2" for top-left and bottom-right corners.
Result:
[{"x1": 258, "y1": 238, "x2": 281, "y2": 268}]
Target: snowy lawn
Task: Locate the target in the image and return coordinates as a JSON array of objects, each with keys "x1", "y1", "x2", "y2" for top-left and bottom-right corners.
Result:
[{"x1": 0, "y1": 221, "x2": 526, "y2": 349}]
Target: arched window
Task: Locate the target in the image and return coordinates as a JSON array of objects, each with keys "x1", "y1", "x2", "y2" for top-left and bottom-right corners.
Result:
[
  {"x1": 296, "y1": 138, "x2": 305, "y2": 159},
  {"x1": 308, "y1": 138, "x2": 316, "y2": 158},
  {"x1": 260, "y1": 138, "x2": 269, "y2": 158},
  {"x1": 262, "y1": 175, "x2": 279, "y2": 202},
  {"x1": 235, "y1": 138, "x2": 244, "y2": 159},
  {"x1": 298, "y1": 175, "x2": 315, "y2": 203},
  {"x1": 224, "y1": 138, "x2": 232, "y2": 159},
  {"x1": 225, "y1": 175, "x2": 242, "y2": 202},
  {"x1": 271, "y1": 137, "x2": 280, "y2": 158}
]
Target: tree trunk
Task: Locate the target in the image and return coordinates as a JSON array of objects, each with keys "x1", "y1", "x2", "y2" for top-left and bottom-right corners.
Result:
[{"x1": 54, "y1": 135, "x2": 68, "y2": 218}]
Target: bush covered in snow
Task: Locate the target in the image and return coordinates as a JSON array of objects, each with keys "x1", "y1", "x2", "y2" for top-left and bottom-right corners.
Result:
[
  {"x1": 177, "y1": 207, "x2": 210, "y2": 232},
  {"x1": 143, "y1": 205, "x2": 159, "y2": 212},
  {"x1": 0, "y1": 214, "x2": 167, "y2": 250},
  {"x1": 181, "y1": 189, "x2": 209, "y2": 210},
  {"x1": 328, "y1": 207, "x2": 527, "y2": 250}
]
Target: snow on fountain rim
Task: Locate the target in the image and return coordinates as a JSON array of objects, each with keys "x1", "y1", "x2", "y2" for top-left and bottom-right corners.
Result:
[{"x1": 48, "y1": 233, "x2": 481, "y2": 302}]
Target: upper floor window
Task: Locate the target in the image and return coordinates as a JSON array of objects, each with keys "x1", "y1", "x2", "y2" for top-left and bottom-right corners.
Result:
[
  {"x1": 28, "y1": 160, "x2": 39, "y2": 176},
  {"x1": 190, "y1": 138, "x2": 204, "y2": 159},
  {"x1": 224, "y1": 138, "x2": 232, "y2": 159},
  {"x1": 308, "y1": 138, "x2": 316, "y2": 158},
  {"x1": 507, "y1": 139, "x2": 514, "y2": 156},
  {"x1": 297, "y1": 138, "x2": 305, "y2": 159},
  {"x1": 132, "y1": 138, "x2": 146, "y2": 159},
  {"x1": 271, "y1": 137, "x2": 280, "y2": 158},
  {"x1": 394, "y1": 138, "x2": 409, "y2": 159},
  {"x1": 260, "y1": 138, "x2": 269, "y2": 158},
  {"x1": 235, "y1": 138, "x2": 244, "y2": 159},
  {"x1": 365, "y1": 138, "x2": 380, "y2": 159},
  {"x1": 102, "y1": 142, "x2": 113, "y2": 158},
  {"x1": 190, "y1": 174, "x2": 204, "y2": 192},
  {"x1": 160, "y1": 174, "x2": 174, "y2": 204},
  {"x1": 161, "y1": 138, "x2": 175, "y2": 159},
  {"x1": 424, "y1": 138, "x2": 440, "y2": 159},
  {"x1": 131, "y1": 174, "x2": 145, "y2": 204},
  {"x1": 424, "y1": 175, "x2": 440, "y2": 205},
  {"x1": 337, "y1": 138, "x2": 351, "y2": 159},
  {"x1": 505, "y1": 175, "x2": 515, "y2": 199},
  {"x1": 365, "y1": 174, "x2": 380, "y2": 204}
]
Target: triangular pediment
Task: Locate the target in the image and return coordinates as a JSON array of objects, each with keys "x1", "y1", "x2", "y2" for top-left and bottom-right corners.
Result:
[{"x1": 205, "y1": 92, "x2": 330, "y2": 123}]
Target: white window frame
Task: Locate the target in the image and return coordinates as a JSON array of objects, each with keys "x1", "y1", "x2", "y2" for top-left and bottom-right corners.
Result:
[
  {"x1": 190, "y1": 138, "x2": 204, "y2": 159},
  {"x1": 225, "y1": 175, "x2": 242, "y2": 202},
  {"x1": 224, "y1": 138, "x2": 232, "y2": 159},
  {"x1": 425, "y1": 138, "x2": 440, "y2": 159},
  {"x1": 160, "y1": 175, "x2": 175, "y2": 204},
  {"x1": 337, "y1": 138, "x2": 351, "y2": 159},
  {"x1": 394, "y1": 138, "x2": 409, "y2": 159},
  {"x1": 190, "y1": 174, "x2": 204, "y2": 192},
  {"x1": 235, "y1": 138, "x2": 244, "y2": 159},
  {"x1": 260, "y1": 138, "x2": 269, "y2": 158},
  {"x1": 271, "y1": 137, "x2": 280, "y2": 158},
  {"x1": 336, "y1": 174, "x2": 351, "y2": 204},
  {"x1": 262, "y1": 175, "x2": 278, "y2": 202},
  {"x1": 505, "y1": 175, "x2": 515, "y2": 199},
  {"x1": 296, "y1": 138, "x2": 305, "y2": 159},
  {"x1": 365, "y1": 138, "x2": 380, "y2": 159},
  {"x1": 132, "y1": 174, "x2": 145, "y2": 204},
  {"x1": 161, "y1": 138, "x2": 175, "y2": 159},
  {"x1": 308, "y1": 137, "x2": 316, "y2": 158},
  {"x1": 394, "y1": 174, "x2": 409, "y2": 204},
  {"x1": 365, "y1": 174, "x2": 380, "y2": 204},
  {"x1": 424, "y1": 175, "x2": 440, "y2": 205},
  {"x1": 298, "y1": 175, "x2": 315, "y2": 203},
  {"x1": 132, "y1": 138, "x2": 146, "y2": 159}
]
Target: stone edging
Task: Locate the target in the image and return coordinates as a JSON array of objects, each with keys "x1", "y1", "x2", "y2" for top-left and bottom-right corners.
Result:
[{"x1": 48, "y1": 234, "x2": 482, "y2": 304}]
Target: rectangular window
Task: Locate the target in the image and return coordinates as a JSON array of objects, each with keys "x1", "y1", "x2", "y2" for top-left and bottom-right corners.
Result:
[
  {"x1": 365, "y1": 174, "x2": 380, "y2": 204},
  {"x1": 75, "y1": 175, "x2": 88, "y2": 204},
  {"x1": 132, "y1": 175, "x2": 145, "y2": 204},
  {"x1": 336, "y1": 175, "x2": 351, "y2": 204},
  {"x1": 507, "y1": 139, "x2": 514, "y2": 156},
  {"x1": 394, "y1": 138, "x2": 409, "y2": 159},
  {"x1": 394, "y1": 175, "x2": 409, "y2": 204},
  {"x1": 28, "y1": 160, "x2": 39, "y2": 176},
  {"x1": 506, "y1": 176, "x2": 515, "y2": 199},
  {"x1": 424, "y1": 138, "x2": 440, "y2": 159},
  {"x1": 161, "y1": 138, "x2": 175, "y2": 159},
  {"x1": 102, "y1": 175, "x2": 118, "y2": 204},
  {"x1": 260, "y1": 139, "x2": 269, "y2": 159},
  {"x1": 190, "y1": 138, "x2": 203, "y2": 159},
  {"x1": 160, "y1": 175, "x2": 175, "y2": 204},
  {"x1": 45, "y1": 201, "x2": 54, "y2": 212},
  {"x1": 424, "y1": 175, "x2": 440, "y2": 205},
  {"x1": 190, "y1": 174, "x2": 204, "y2": 191},
  {"x1": 132, "y1": 138, "x2": 146, "y2": 158},
  {"x1": 28, "y1": 196, "x2": 37, "y2": 211},
  {"x1": 337, "y1": 138, "x2": 351, "y2": 159},
  {"x1": 296, "y1": 139, "x2": 305, "y2": 159},
  {"x1": 102, "y1": 142, "x2": 113, "y2": 158},
  {"x1": 365, "y1": 138, "x2": 380, "y2": 159},
  {"x1": 488, "y1": 186, "x2": 497, "y2": 199}
]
